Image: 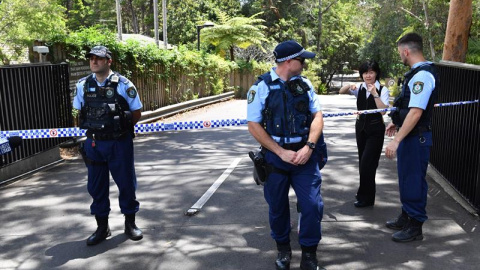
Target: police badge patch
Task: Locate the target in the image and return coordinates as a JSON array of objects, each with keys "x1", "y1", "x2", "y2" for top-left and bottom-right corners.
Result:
[
  {"x1": 106, "y1": 89, "x2": 114, "y2": 98},
  {"x1": 247, "y1": 90, "x2": 256, "y2": 104},
  {"x1": 127, "y1": 87, "x2": 137, "y2": 98},
  {"x1": 412, "y1": 81, "x2": 424, "y2": 94}
]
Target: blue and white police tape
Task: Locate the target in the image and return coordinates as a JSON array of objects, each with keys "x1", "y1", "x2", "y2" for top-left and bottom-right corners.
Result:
[
  {"x1": 434, "y1": 99, "x2": 479, "y2": 107},
  {"x1": 0, "y1": 119, "x2": 248, "y2": 139},
  {"x1": 1, "y1": 100, "x2": 477, "y2": 139}
]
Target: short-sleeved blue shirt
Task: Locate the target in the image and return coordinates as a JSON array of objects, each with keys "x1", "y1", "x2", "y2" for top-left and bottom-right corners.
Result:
[
  {"x1": 407, "y1": 62, "x2": 436, "y2": 110},
  {"x1": 73, "y1": 71, "x2": 143, "y2": 111},
  {"x1": 247, "y1": 68, "x2": 322, "y2": 123}
]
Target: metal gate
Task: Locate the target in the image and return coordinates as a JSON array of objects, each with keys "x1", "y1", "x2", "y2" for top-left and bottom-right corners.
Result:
[
  {"x1": 0, "y1": 63, "x2": 73, "y2": 167},
  {"x1": 431, "y1": 61, "x2": 480, "y2": 212}
]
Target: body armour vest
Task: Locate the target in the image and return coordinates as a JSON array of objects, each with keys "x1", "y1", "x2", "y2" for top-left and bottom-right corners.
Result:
[
  {"x1": 80, "y1": 73, "x2": 132, "y2": 138},
  {"x1": 356, "y1": 85, "x2": 384, "y2": 129},
  {"x1": 391, "y1": 63, "x2": 439, "y2": 127},
  {"x1": 259, "y1": 73, "x2": 312, "y2": 143}
]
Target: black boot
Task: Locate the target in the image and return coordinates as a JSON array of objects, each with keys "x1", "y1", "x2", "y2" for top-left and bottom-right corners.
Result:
[
  {"x1": 275, "y1": 242, "x2": 291, "y2": 270},
  {"x1": 392, "y1": 218, "x2": 424, "y2": 242},
  {"x1": 86, "y1": 216, "x2": 111, "y2": 246},
  {"x1": 125, "y1": 214, "x2": 143, "y2": 241},
  {"x1": 385, "y1": 209, "x2": 409, "y2": 230},
  {"x1": 300, "y1": 246, "x2": 326, "y2": 270}
]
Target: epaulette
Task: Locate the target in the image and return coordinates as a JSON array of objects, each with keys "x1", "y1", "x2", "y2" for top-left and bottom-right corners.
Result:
[{"x1": 113, "y1": 72, "x2": 130, "y2": 84}]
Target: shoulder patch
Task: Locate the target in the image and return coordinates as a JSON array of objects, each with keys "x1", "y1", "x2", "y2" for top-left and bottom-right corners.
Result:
[
  {"x1": 127, "y1": 87, "x2": 137, "y2": 98},
  {"x1": 412, "y1": 81, "x2": 424, "y2": 94},
  {"x1": 247, "y1": 90, "x2": 256, "y2": 104}
]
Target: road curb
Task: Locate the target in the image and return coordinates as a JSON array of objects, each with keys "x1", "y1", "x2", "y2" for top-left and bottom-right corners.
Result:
[
  {"x1": 138, "y1": 91, "x2": 235, "y2": 124},
  {"x1": 427, "y1": 165, "x2": 479, "y2": 217}
]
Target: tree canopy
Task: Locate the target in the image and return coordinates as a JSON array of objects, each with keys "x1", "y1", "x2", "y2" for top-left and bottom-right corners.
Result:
[
  {"x1": 1, "y1": 0, "x2": 480, "y2": 89},
  {"x1": 0, "y1": 0, "x2": 66, "y2": 64}
]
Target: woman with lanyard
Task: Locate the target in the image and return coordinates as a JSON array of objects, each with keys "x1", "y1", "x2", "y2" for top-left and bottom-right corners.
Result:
[{"x1": 339, "y1": 60, "x2": 390, "y2": 207}]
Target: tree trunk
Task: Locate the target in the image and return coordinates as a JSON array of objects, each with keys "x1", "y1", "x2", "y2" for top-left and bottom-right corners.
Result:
[
  {"x1": 422, "y1": 0, "x2": 436, "y2": 60},
  {"x1": 443, "y1": 0, "x2": 472, "y2": 62},
  {"x1": 316, "y1": 0, "x2": 323, "y2": 52},
  {"x1": 230, "y1": 47, "x2": 235, "y2": 61},
  {"x1": 268, "y1": 0, "x2": 282, "y2": 20},
  {"x1": 127, "y1": 0, "x2": 139, "y2": 34},
  {"x1": 298, "y1": 28, "x2": 307, "y2": 48}
]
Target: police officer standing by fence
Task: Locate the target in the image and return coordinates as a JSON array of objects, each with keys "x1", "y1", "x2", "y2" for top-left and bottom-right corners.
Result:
[
  {"x1": 73, "y1": 46, "x2": 143, "y2": 246},
  {"x1": 247, "y1": 40, "x2": 326, "y2": 270},
  {"x1": 385, "y1": 33, "x2": 438, "y2": 242}
]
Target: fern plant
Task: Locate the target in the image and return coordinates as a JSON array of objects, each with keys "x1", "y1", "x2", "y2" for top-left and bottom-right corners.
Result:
[{"x1": 200, "y1": 11, "x2": 268, "y2": 61}]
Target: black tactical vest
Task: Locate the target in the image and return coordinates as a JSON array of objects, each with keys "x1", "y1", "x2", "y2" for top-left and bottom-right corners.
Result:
[
  {"x1": 391, "y1": 63, "x2": 439, "y2": 127},
  {"x1": 356, "y1": 85, "x2": 384, "y2": 130},
  {"x1": 80, "y1": 73, "x2": 132, "y2": 139},
  {"x1": 258, "y1": 72, "x2": 312, "y2": 143}
]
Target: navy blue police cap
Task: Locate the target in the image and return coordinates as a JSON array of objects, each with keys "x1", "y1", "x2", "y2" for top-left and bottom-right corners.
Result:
[
  {"x1": 273, "y1": 40, "x2": 316, "y2": 63},
  {"x1": 86, "y1": 46, "x2": 112, "y2": 59}
]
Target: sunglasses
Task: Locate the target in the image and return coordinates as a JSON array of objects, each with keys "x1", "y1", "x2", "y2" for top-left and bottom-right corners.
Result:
[{"x1": 293, "y1": 57, "x2": 305, "y2": 64}]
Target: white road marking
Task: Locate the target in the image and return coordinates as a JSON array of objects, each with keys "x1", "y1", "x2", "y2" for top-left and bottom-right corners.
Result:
[{"x1": 185, "y1": 157, "x2": 243, "y2": 216}]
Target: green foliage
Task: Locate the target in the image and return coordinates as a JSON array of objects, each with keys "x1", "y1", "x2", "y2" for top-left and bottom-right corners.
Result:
[
  {"x1": 0, "y1": 0, "x2": 66, "y2": 64},
  {"x1": 302, "y1": 61, "x2": 325, "y2": 94},
  {"x1": 358, "y1": 0, "x2": 449, "y2": 77},
  {"x1": 200, "y1": 11, "x2": 268, "y2": 60},
  {"x1": 166, "y1": 0, "x2": 241, "y2": 45},
  {"x1": 57, "y1": 27, "x2": 240, "y2": 102},
  {"x1": 316, "y1": 1, "x2": 363, "y2": 87},
  {"x1": 466, "y1": 38, "x2": 480, "y2": 65}
]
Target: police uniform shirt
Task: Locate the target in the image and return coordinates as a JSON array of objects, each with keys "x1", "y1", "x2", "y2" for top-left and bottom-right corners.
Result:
[
  {"x1": 349, "y1": 80, "x2": 390, "y2": 106},
  {"x1": 407, "y1": 61, "x2": 436, "y2": 110},
  {"x1": 73, "y1": 71, "x2": 143, "y2": 111},
  {"x1": 247, "y1": 67, "x2": 322, "y2": 123}
]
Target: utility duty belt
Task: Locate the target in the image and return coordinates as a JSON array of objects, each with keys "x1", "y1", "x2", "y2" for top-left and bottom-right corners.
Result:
[
  {"x1": 248, "y1": 148, "x2": 288, "y2": 186},
  {"x1": 86, "y1": 130, "x2": 128, "y2": 141},
  {"x1": 282, "y1": 142, "x2": 306, "y2": 151}
]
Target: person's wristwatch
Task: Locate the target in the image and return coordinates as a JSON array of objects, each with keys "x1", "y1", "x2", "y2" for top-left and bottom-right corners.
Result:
[
  {"x1": 306, "y1": 141, "x2": 315, "y2": 149},
  {"x1": 373, "y1": 94, "x2": 380, "y2": 98}
]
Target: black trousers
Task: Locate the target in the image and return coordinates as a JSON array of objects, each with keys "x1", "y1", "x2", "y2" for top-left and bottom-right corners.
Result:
[{"x1": 355, "y1": 121, "x2": 385, "y2": 203}]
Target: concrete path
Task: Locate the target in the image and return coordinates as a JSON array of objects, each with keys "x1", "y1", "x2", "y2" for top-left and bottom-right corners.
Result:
[{"x1": 0, "y1": 96, "x2": 478, "y2": 270}]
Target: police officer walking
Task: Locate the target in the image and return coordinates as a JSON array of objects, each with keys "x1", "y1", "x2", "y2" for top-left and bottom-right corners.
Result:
[
  {"x1": 385, "y1": 33, "x2": 438, "y2": 242},
  {"x1": 247, "y1": 40, "x2": 326, "y2": 270},
  {"x1": 73, "y1": 46, "x2": 143, "y2": 246}
]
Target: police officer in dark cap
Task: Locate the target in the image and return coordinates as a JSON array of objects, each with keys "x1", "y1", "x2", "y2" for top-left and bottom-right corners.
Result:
[
  {"x1": 73, "y1": 45, "x2": 143, "y2": 245},
  {"x1": 247, "y1": 40, "x2": 326, "y2": 270}
]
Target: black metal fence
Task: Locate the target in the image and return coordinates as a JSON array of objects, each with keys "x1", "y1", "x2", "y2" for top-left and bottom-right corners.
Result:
[
  {"x1": 0, "y1": 63, "x2": 73, "y2": 166},
  {"x1": 431, "y1": 61, "x2": 480, "y2": 212}
]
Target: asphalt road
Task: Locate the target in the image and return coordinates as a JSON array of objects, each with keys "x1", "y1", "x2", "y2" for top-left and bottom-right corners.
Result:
[{"x1": 1, "y1": 96, "x2": 479, "y2": 270}]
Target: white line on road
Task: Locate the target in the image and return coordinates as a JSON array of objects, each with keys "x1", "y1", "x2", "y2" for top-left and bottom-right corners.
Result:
[{"x1": 185, "y1": 157, "x2": 243, "y2": 216}]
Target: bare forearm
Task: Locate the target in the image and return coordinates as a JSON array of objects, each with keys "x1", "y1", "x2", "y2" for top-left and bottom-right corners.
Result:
[
  {"x1": 374, "y1": 98, "x2": 388, "y2": 109},
  {"x1": 307, "y1": 111, "x2": 324, "y2": 144},
  {"x1": 132, "y1": 110, "x2": 142, "y2": 125},
  {"x1": 339, "y1": 84, "x2": 353, "y2": 94}
]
